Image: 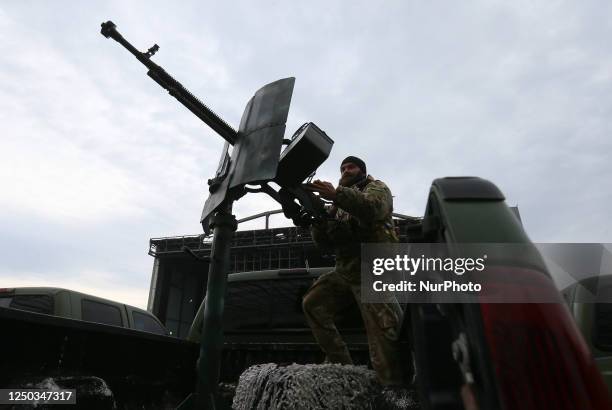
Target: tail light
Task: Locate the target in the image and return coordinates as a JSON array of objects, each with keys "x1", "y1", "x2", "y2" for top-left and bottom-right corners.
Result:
[{"x1": 478, "y1": 267, "x2": 612, "y2": 410}]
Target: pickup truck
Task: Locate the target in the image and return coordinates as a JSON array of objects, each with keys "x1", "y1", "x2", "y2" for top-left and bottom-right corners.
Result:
[
  {"x1": 183, "y1": 178, "x2": 612, "y2": 410},
  {"x1": 205, "y1": 177, "x2": 612, "y2": 409},
  {"x1": 403, "y1": 177, "x2": 611, "y2": 410},
  {"x1": 0, "y1": 287, "x2": 168, "y2": 335},
  {"x1": 0, "y1": 287, "x2": 198, "y2": 408}
]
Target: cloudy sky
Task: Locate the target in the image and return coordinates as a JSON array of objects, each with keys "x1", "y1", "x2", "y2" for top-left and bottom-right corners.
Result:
[{"x1": 1, "y1": 1, "x2": 611, "y2": 308}]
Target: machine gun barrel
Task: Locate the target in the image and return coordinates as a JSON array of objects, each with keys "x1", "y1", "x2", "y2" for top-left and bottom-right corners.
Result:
[{"x1": 100, "y1": 21, "x2": 238, "y2": 145}]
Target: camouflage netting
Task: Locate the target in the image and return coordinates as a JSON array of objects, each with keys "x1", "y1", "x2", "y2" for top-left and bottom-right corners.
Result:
[{"x1": 232, "y1": 363, "x2": 418, "y2": 410}]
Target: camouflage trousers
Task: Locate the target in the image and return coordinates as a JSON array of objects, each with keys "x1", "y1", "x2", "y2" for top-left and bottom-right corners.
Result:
[{"x1": 302, "y1": 270, "x2": 404, "y2": 386}]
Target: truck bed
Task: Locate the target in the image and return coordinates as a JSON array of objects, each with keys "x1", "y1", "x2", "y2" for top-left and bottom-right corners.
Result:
[{"x1": 0, "y1": 306, "x2": 198, "y2": 407}]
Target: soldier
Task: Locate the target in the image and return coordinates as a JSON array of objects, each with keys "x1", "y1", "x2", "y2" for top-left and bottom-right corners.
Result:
[{"x1": 303, "y1": 156, "x2": 404, "y2": 386}]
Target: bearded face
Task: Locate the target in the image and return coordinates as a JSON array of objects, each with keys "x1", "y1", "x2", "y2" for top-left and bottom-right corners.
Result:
[{"x1": 339, "y1": 162, "x2": 365, "y2": 187}]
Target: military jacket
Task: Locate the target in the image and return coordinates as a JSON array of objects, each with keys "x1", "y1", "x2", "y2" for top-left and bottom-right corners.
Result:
[{"x1": 311, "y1": 175, "x2": 398, "y2": 282}]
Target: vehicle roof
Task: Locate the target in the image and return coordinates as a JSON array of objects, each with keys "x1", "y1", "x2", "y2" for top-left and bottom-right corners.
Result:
[{"x1": 7, "y1": 287, "x2": 150, "y2": 314}]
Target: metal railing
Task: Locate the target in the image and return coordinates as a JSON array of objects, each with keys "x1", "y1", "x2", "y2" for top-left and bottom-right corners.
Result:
[{"x1": 149, "y1": 210, "x2": 422, "y2": 258}]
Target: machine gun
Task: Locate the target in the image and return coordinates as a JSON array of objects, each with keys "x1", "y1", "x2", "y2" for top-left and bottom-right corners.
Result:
[
  {"x1": 100, "y1": 20, "x2": 333, "y2": 409},
  {"x1": 100, "y1": 21, "x2": 332, "y2": 229},
  {"x1": 100, "y1": 21, "x2": 237, "y2": 144}
]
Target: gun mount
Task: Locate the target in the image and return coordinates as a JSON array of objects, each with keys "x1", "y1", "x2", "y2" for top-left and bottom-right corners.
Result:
[
  {"x1": 101, "y1": 20, "x2": 333, "y2": 409},
  {"x1": 101, "y1": 21, "x2": 332, "y2": 230}
]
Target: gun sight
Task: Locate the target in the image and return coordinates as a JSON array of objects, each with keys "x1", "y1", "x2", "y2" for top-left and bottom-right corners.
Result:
[{"x1": 145, "y1": 44, "x2": 159, "y2": 58}]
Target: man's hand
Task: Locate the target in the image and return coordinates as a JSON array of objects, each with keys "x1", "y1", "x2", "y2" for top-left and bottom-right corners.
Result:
[{"x1": 305, "y1": 180, "x2": 337, "y2": 201}]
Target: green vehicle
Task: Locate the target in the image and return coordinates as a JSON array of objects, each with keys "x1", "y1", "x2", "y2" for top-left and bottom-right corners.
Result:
[
  {"x1": 393, "y1": 177, "x2": 611, "y2": 410},
  {"x1": 0, "y1": 287, "x2": 168, "y2": 335},
  {"x1": 0, "y1": 287, "x2": 197, "y2": 407},
  {"x1": 158, "y1": 177, "x2": 612, "y2": 409}
]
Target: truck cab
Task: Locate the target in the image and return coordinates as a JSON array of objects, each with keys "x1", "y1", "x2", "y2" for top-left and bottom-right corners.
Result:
[{"x1": 0, "y1": 287, "x2": 168, "y2": 336}]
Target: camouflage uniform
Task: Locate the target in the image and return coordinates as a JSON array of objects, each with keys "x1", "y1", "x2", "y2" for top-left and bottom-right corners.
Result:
[{"x1": 302, "y1": 175, "x2": 404, "y2": 386}]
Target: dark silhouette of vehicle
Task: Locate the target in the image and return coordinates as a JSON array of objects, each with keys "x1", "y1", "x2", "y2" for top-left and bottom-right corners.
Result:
[{"x1": 0, "y1": 287, "x2": 168, "y2": 335}]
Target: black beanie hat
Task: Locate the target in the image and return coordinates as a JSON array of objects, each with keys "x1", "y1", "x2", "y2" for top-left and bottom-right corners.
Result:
[{"x1": 341, "y1": 156, "x2": 366, "y2": 174}]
